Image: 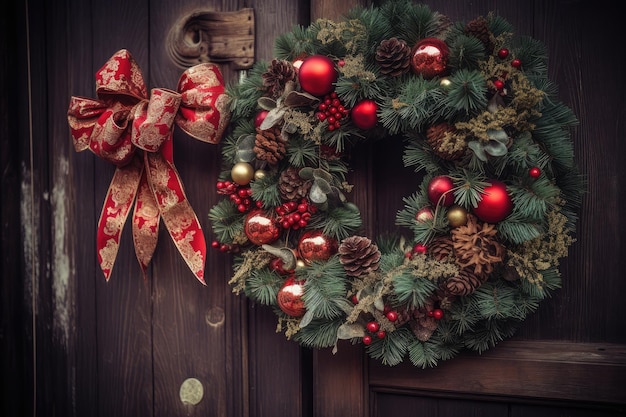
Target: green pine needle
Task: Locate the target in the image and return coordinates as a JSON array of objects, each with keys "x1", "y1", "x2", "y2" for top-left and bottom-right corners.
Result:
[
  {"x1": 391, "y1": 270, "x2": 438, "y2": 310},
  {"x1": 244, "y1": 269, "x2": 283, "y2": 305},
  {"x1": 368, "y1": 326, "x2": 412, "y2": 366},
  {"x1": 294, "y1": 318, "x2": 344, "y2": 348},
  {"x1": 300, "y1": 257, "x2": 350, "y2": 320},
  {"x1": 208, "y1": 200, "x2": 245, "y2": 243}
]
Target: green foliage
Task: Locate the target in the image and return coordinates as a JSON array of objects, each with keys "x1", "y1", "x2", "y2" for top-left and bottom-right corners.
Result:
[
  {"x1": 210, "y1": 0, "x2": 582, "y2": 370},
  {"x1": 368, "y1": 327, "x2": 413, "y2": 366}
]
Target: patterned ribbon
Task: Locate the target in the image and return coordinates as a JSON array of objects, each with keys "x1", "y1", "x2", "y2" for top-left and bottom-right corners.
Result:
[{"x1": 67, "y1": 49, "x2": 230, "y2": 284}]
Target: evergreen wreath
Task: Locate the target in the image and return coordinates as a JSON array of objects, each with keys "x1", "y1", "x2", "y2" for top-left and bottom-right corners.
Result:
[{"x1": 209, "y1": 0, "x2": 584, "y2": 367}]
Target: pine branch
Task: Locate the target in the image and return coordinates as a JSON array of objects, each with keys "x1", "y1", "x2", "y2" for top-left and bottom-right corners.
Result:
[
  {"x1": 300, "y1": 257, "x2": 350, "y2": 320},
  {"x1": 286, "y1": 136, "x2": 320, "y2": 168},
  {"x1": 390, "y1": 269, "x2": 438, "y2": 310},
  {"x1": 367, "y1": 326, "x2": 412, "y2": 366},
  {"x1": 244, "y1": 269, "x2": 283, "y2": 305},
  {"x1": 440, "y1": 68, "x2": 489, "y2": 118},
  {"x1": 407, "y1": 338, "x2": 439, "y2": 368},
  {"x1": 307, "y1": 205, "x2": 363, "y2": 241},
  {"x1": 250, "y1": 172, "x2": 282, "y2": 208},
  {"x1": 208, "y1": 200, "x2": 245, "y2": 243},
  {"x1": 293, "y1": 317, "x2": 343, "y2": 348}
]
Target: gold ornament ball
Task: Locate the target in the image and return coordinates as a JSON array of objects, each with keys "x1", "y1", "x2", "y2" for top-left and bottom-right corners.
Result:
[
  {"x1": 439, "y1": 78, "x2": 452, "y2": 89},
  {"x1": 254, "y1": 169, "x2": 267, "y2": 180},
  {"x1": 231, "y1": 162, "x2": 255, "y2": 185},
  {"x1": 447, "y1": 205, "x2": 468, "y2": 227}
]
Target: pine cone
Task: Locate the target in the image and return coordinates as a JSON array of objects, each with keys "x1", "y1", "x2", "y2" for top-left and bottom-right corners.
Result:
[
  {"x1": 254, "y1": 127, "x2": 287, "y2": 165},
  {"x1": 262, "y1": 59, "x2": 297, "y2": 98},
  {"x1": 428, "y1": 236, "x2": 454, "y2": 261},
  {"x1": 338, "y1": 236, "x2": 381, "y2": 277},
  {"x1": 375, "y1": 38, "x2": 412, "y2": 76},
  {"x1": 426, "y1": 123, "x2": 466, "y2": 161},
  {"x1": 279, "y1": 167, "x2": 311, "y2": 201},
  {"x1": 451, "y1": 214, "x2": 505, "y2": 276},
  {"x1": 464, "y1": 16, "x2": 494, "y2": 53},
  {"x1": 440, "y1": 268, "x2": 486, "y2": 296}
]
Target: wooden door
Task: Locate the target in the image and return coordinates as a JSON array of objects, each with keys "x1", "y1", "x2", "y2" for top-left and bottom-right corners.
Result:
[{"x1": 2, "y1": 0, "x2": 625, "y2": 416}]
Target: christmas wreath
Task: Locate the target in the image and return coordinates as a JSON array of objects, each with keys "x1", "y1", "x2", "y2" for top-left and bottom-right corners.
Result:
[{"x1": 209, "y1": 0, "x2": 583, "y2": 367}]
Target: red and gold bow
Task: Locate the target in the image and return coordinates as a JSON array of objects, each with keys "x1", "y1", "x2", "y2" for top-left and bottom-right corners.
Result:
[{"x1": 67, "y1": 49, "x2": 230, "y2": 284}]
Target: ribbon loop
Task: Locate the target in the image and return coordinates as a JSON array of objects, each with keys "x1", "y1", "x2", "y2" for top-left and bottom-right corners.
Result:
[
  {"x1": 131, "y1": 88, "x2": 182, "y2": 153},
  {"x1": 68, "y1": 48, "x2": 230, "y2": 284},
  {"x1": 175, "y1": 63, "x2": 230, "y2": 143}
]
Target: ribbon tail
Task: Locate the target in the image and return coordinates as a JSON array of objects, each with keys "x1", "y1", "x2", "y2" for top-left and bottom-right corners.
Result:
[
  {"x1": 144, "y1": 143, "x2": 207, "y2": 284},
  {"x1": 96, "y1": 156, "x2": 143, "y2": 280},
  {"x1": 132, "y1": 170, "x2": 161, "y2": 279}
]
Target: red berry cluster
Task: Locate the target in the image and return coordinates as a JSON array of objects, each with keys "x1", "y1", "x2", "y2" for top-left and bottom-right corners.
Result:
[
  {"x1": 216, "y1": 180, "x2": 262, "y2": 213},
  {"x1": 316, "y1": 92, "x2": 349, "y2": 131},
  {"x1": 275, "y1": 198, "x2": 317, "y2": 230},
  {"x1": 427, "y1": 308, "x2": 444, "y2": 320},
  {"x1": 211, "y1": 240, "x2": 240, "y2": 254},
  {"x1": 405, "y1": 243, "x2": 427, "y2": 258},
  {"x1": 362, "y1": 307, "x2": 399, "y2": 345}
]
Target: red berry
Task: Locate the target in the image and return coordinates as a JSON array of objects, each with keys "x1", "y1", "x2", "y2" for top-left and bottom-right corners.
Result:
[
  {"x1": 511, "y1": 58, "x2": 522, "y2": 69},
  {"x1": 498, "y1": 48, "x2": 509, "y2": 59},
  {"x1": 211, "y1": 240, "x2": 220, "y2": 248},
  {"x1": 386, "y1": 311, "x2": 398, "y2": 322},
  {"x1": 216, "y1": 181, "x2": 225, "y2": 189},
  {"x1": 377, "y1": 330, "x2": 386, "y2": 339},
  {"x1": 366, "y1": 321, "x2": 380, "y2": 333},
  {"x1": 363, "y1": 335, "x2": 372, "y2": 345},
  {"x1": 317, "y1": 112, "x2": 327, "y2": 121},
  {"x1": 413, "y1": 243, "x2": 427, "y2": 254},
  {"x1": 493, "y1": 79, "x2": 505, "y2": 90},
  {"x1": 529, "y1": 167, "x2": 541, "y2": 178},
  {"x1": 351, "y1": 294, "x2": 359, "y2": 304},
  {"x1": 237, "y1": 204, "x2": 247, "y2": 212},
  {"x1": 432, "y1": 308, "x2": 444, "y2": 320}
]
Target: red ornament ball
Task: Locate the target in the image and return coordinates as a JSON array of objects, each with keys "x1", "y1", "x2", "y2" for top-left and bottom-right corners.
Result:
[
  {"x1": 415, "y1": 207, "x2": 434, "y2": 223},
  {"x1": 277, "y1": 276, "x2": 306, "y2": 317},
  {"x1": 529, "y1": 167, "x2": 541, "y2": 178},
  {"x1": 351, "y1": 99, "x2": 378, "y2": 130},
  {"x1": 298, "y1": 55, "x2": 338, "y2": 96},
  {"x1": 244, "y1": 210, "x2": 280, "y2": 245},
  {"x1": 428, "y1": 175, "x2": 455, "y2": 207},
  {"x1": 297, "y1": 230, "x2": 338, "y2": 264},
  {"x1": 254, "y1": 110, "x2": 269, "y2": 128},
  {"x1": 410, "y1": 37, "x2": 449, "y2": 79},
  {"x1": 473, "y1": 180, "x2": 513, "y2": 223}
]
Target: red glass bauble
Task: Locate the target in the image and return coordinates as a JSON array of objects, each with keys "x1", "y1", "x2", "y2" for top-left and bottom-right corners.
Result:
[
  {"x1": 297, "y1": 230, "x2": 338, "y2": 264},
  {"x1": 410, "y1": 37, "x2": 449, "y2": 79},
  {"x1": 254, "y1": 110, "x2": 269, "y2": 128},
  {"x1": 415, "y1": 207, "x2": 434, "y2": 223},
  {"x1": 277, "y1": 276, "x2": 306, "y2": 317},
  {"x1": 427, "y1": 175, "x2": 455, "y2": 207},
  {"x1": 244, "y1": 210, "x2": 280, "y2": 245},
  {"x1": 351, "y1": 99, "x2": 378, "y2": 130},
  {"x1": 298, "y1": 55, "x2": 338, "y2": 96},
  {"x1": 473, "y1": 180, "x2": 513, "y2": 223}
]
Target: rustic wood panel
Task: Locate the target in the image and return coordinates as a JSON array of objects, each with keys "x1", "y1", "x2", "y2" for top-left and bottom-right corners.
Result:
[{"x1": 1, "y1": 1, "x2": 28, "y2": 416}]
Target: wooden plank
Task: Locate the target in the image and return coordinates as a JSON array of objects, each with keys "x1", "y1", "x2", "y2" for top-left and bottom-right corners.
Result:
[
  {"x1": 369, "y1": 341, "x2": 626, "y2": 405},
  {"x1": 84, "y1": 1, "x2": 154, "y2": 416},
  {"x1": 1, "y1": 1, "x2": 29, "y2": 416}
]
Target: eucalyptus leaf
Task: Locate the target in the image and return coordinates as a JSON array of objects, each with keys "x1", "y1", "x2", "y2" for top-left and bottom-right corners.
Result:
[
  {"x1": 260, "y1": 107, "x2": 285, "y2": 130},
  {"x1": 299, "y1": 167, "x2": 314, "y2": 179},
  {"x1": 312, "y1": 168, "x2": 333, "y2": 182},
  {"x1": 257, "y1": 96, "x2": 277, "y2": 111},
  {"x1": 299, "y1": 309, "x2": 314, "y2": 328},
  {"x1": 337, "y1": 323, "x2": 365, "y2": 339},
  {"x1": 314, "y1": 177, "x2": 333, "y2": 194},
  {"x1": 483, "y1": 140, "x2": 508, "y2": 157},
  {"x1": 309, "y1": 183, "x2": 328, "y2": 204},
  {"x1": 468, "y1": 140, "x2": 488, "y2": 161}
]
